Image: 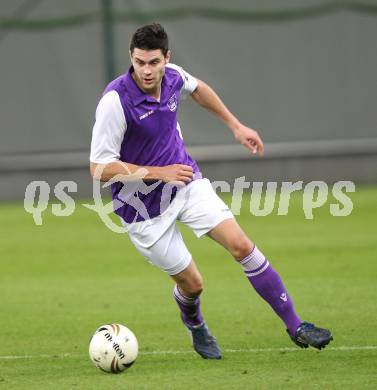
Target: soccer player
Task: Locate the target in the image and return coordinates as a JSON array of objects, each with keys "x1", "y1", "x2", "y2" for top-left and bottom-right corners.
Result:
[{"x1": 90, "y1": 23, "x2": 333, "y2": 359}]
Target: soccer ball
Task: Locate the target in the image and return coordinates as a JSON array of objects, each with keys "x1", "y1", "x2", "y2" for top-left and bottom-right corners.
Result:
[{"x1": 89, "y1": 323, "x2": 138, "y2": 373}]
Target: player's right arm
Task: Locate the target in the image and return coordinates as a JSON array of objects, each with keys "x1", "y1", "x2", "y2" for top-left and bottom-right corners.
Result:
[
  {"x1": 90, "y1": 91, "x2": 193, "y2": 184},
  {"x1": 89, "y1": 161, "x2": 194, "y2": 184}
]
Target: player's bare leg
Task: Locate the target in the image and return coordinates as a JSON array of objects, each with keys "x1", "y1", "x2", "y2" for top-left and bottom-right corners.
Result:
[
  {"x1": 207, "y1": 218, "x2": 333, "y2": 350},
  {"x1": 171, "y1": 260, "x2": 203, "y2": 299},
  {"x1": 171, "y1": 260, "x2": 221, "y2": 359}
]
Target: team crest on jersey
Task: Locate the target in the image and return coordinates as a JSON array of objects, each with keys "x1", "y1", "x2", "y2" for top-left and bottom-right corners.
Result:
[{"x1": 167, "y1": 93, "x2": 178, "y2": 112}]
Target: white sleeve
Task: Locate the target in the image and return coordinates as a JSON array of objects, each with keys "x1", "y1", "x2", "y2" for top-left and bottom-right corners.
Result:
[
  {"x1": 165, "y1": 63, "x2": 198, "y2": 99},
  {"x1": 90, "y1": 90, "x2": 127, "y2": 163}
]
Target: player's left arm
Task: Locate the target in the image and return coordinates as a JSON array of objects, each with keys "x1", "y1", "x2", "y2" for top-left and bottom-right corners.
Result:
[{"x1": 190, "y1": 79, "x2": 264, "y2": 156}]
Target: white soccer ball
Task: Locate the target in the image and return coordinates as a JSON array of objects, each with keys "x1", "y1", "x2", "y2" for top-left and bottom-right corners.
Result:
[{"x1": 89, "y1": 323, "x2": 138, "y2": 373}]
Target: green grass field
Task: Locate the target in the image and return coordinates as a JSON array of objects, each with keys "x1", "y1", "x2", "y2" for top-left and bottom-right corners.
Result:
[{"x1": 1, "y1": 186, "x2": 376, "y2": 389}]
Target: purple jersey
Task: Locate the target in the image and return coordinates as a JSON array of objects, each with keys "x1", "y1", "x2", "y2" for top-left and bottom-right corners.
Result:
[{"x1": 101, "y1": 65, "x2": 201, "y2": 223}]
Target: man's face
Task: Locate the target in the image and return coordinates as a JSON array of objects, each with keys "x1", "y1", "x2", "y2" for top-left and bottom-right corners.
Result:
[{"x1": 130, "y1": 48, "x2": 170, "y2": 93}]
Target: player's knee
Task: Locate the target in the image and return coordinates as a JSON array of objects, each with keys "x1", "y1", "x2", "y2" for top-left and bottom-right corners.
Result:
[{"x1": 231, "y1": 237, "x2": 254, "y2": 261}]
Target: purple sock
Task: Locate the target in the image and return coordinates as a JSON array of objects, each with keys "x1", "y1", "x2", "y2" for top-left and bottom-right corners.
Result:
[
  {"x1": 173, "y1": 284, "x2": 204, "y2": 328},
  {"x1": 240, "y1": 246, "x2": 302, "y2": 336}
]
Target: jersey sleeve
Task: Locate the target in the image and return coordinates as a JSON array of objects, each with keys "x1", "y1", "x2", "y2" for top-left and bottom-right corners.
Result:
[
  {"x1": 90, "y1": 90, "x2": 127, "y2": 163},
  {"x1": 166, "y1": 63, "x2": 198, "y2": 99}
]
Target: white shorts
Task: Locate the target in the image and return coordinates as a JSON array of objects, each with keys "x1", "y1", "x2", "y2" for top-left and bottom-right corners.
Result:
[{"x1": 122, "y1": 178, "x2": 234, "y2": 275}]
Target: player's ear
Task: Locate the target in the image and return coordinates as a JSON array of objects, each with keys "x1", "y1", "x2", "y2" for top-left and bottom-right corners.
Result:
[
  {"x1": 129, "y1": 50, "x2": 133, "y2": 63},
  {"x1": 165, "y1": 50, "x2": 171, "y2": 64}
]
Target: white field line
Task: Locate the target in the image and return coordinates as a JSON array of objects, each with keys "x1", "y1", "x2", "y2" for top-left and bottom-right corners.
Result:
[{"x1": 0, "y1": 346, "x2": 377, "y2": 360}]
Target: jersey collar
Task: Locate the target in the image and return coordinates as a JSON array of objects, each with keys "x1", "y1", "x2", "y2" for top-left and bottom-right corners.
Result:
[{"x1": 125, "y1": 66, "x2": 174, "y2": 106}]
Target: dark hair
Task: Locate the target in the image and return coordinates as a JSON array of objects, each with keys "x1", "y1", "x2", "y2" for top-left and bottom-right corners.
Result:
[{"x1": 130, "y1": 23, "x2": 169, "y2": 56}]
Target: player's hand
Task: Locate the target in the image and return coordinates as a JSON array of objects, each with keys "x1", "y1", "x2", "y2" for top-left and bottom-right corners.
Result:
[
  {"x1": 233, "y1": 123, "x2": 264, "y2": 156},
  {"x1": 158, "y1": 164, "x2": 194, "y2": 185}
]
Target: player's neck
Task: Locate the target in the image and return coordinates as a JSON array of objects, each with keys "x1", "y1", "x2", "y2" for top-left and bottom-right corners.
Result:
[
  {"x1": 147, "y1": 85, "x2": 161, "y2": 102},
  {"x1": 132, "y1": 72, "x2": 161, "y2": 101}
]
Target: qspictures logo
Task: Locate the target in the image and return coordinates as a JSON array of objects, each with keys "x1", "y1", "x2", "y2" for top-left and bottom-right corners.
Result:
[{"x1": 23, "y1": 161, "x2": 355, "y2": 233}]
